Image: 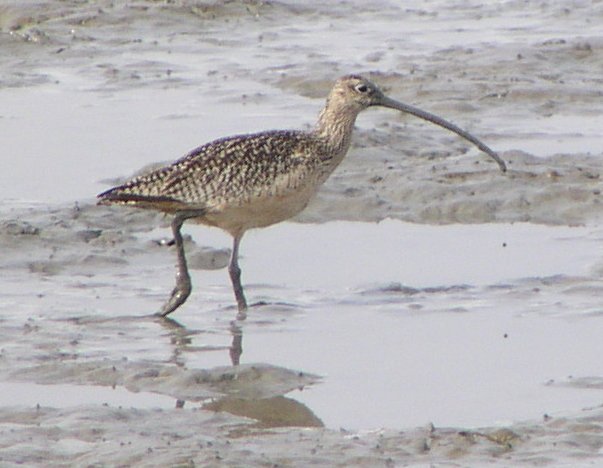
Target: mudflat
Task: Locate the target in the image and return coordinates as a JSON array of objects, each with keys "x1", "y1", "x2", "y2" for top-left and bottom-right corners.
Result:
[{"x1": 1, "y1": 1, "x2": 602, "y2": 466}]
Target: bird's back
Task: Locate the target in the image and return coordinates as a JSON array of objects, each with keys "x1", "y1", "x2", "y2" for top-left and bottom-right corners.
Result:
[{"x1": 98, "y1": 130, "x2": 333, "y2": 228}]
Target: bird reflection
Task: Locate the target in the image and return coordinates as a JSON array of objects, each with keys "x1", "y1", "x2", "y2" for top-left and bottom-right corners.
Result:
[
  {"x1": 229, "y1": 320, "x2": 243, "y2": 365},
  {"x1": 203, "y1": 395, "x2": 323, "y2": 429},
  {"x1": 157, "y1": 314, "x2": 323, "y2": 428},
  {"x1": 158, "y1": 315, "x2": 244, "y2": 366}
]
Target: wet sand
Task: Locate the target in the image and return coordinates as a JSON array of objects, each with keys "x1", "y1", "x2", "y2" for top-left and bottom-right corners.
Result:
[{"x1": 2, "y1": 0, "x2": 603, "y2": 466}]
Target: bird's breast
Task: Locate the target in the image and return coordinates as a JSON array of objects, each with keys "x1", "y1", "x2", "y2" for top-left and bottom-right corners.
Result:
[{"x1": 195, "y1": 182, "x2": 318, "y2": 236}]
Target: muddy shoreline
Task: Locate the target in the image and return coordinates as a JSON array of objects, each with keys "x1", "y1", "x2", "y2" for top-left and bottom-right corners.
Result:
[{"x1": 2, "y1": 1, "x2": 603, "y2": 466}]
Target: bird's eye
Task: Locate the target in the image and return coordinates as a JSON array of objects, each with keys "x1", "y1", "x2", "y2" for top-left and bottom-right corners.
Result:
[{"x1": 355, "y1": 83, "x2": 369, "y2": 93}]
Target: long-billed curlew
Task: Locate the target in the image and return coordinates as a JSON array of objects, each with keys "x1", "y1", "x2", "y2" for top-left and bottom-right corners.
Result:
[{"x1": 98, "y1": 74, "x2": 506, "y2": 317}]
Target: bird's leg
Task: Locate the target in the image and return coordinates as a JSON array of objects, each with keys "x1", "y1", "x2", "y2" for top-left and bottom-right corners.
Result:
[
  {"x1": 159, "y1": 211, "x2": 200, "y2": 316},
  {"x1": 228, "y1": 233, "x2": 248, "y2": 316}
]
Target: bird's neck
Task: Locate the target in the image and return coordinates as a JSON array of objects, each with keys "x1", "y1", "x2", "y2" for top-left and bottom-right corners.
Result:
[{"x1": 314, "y1": 100, "x2": 361, "y2": 157}]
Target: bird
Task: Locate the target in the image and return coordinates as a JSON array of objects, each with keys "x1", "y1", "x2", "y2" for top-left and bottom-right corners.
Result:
[{"x1": 97, "y1": 74, "x2": 506, "y2": 317}]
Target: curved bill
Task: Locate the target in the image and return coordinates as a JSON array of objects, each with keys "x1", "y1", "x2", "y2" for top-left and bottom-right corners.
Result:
[{"x1": 378, "y1": 96, "x2": 507, "y2": 173}]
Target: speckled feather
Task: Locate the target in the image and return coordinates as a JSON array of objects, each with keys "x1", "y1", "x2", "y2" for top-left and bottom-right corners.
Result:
[
  {"x1": 98, "y1": 130, "x2": 334, "y2": 213},
  {"x1": 97, "y1": 76, "x2": 377, "y2": 222},
  {"x1": 97, "y1": 76, "x2": 385, "y2": 238}
]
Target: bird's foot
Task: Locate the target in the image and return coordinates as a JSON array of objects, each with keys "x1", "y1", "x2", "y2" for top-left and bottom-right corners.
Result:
[{"x1": 159, "y1": 283, "x2": 192, "y2": 316}]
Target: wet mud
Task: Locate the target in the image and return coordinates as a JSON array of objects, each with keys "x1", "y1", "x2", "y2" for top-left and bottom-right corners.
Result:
[{"x1": 2, "y1": 0, "x2": 603, "y2": 466}]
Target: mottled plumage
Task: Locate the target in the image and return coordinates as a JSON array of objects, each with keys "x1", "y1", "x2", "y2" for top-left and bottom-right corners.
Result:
[
  {"x1": 98, "y1": 74, "x2": 505, "y2": 317},
  {"x1": 99, "y1": 130, "x2": 335, "y2": 234}
]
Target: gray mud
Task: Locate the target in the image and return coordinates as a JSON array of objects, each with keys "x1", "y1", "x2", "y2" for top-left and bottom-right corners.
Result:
[{"x1": 2, "y1": 0, "x2": 603, "y2": 466}]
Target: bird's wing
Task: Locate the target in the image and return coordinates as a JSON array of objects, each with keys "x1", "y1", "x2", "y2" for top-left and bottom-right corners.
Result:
[{"x1": 98, "y1": 131, "x2": 324, "y2": 212}]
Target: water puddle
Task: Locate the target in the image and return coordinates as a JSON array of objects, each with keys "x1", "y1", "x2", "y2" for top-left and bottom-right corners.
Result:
[
  {"x1": 3, "y1": 220, "x2": 602, "y2": 431},
  {"x1": 0, "y1": 381, "x2": 175, "y2": 410}
]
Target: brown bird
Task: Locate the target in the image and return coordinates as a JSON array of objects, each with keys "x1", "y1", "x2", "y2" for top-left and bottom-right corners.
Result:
[{"x1": 98, "y1": 74, "x2": 506, "y2": 317}]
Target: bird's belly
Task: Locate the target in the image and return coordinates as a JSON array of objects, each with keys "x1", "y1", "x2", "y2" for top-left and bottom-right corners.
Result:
[{"x1": 196, "y1": 186, "x2": 316, "y2": 235}]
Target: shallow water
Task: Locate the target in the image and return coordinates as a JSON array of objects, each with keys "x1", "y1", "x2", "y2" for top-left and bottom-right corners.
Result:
[
  {"x1": 0, "y1": 381, "x2": 175, "y2": 409},
  {"x1": 2, "y1": 0, "x2": 603, "y2": 465},
  {"x1": 2, "y1": 217, "x2": 603, "y2": 431}
]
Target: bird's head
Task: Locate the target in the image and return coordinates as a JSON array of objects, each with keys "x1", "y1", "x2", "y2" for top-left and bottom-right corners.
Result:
[
  {"x1": 325, "y1": 74, "x2": 506, "y2": 172},
  {"x1": 328, "y1": 75, "x2": 386, "y2": 110}
]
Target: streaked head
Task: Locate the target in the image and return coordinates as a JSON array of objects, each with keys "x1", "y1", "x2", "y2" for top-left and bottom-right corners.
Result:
[{"x1": 328, "y1": 75, "x2": 386, "y2": 110}]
